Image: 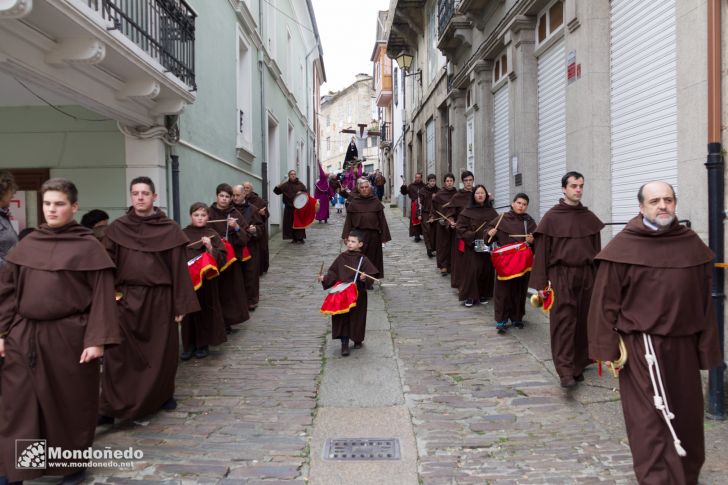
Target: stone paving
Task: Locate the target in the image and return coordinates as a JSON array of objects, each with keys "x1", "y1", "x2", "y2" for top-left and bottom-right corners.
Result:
[{"x1": 27, "y1": 206, "x2": 728, "y2": 484}]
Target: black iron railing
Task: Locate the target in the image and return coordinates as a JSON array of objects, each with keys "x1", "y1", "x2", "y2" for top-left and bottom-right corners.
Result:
[
  {"x1": 438, "y1": 0, "x2": 456, "y2": 38},
  {"x1": 380, "y1": 122, "x2": 393, "y2": 144},
  {"x1": 89, "y1": 0, "x2": 196, "y2": 89}
]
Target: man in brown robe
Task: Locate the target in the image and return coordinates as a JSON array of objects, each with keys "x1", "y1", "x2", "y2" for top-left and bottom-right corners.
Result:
[
  {"x1": 273, "y1": 170, "x2": 308, "y2": 243},
  {"x1": 433, "y1": 173, "x2": 457, "y2": 275},
  {"x1": 531, "y1": 171, "x2": 603, "y2": 388},
  {"x1": 342, "y1": 177, "x2": 391, "y2": 278},
  {"x1": 0, "y1": 178, "x2": 121, "y2": 484},
  {"x1": 99, "y1": 176, "x2": 200, "y2": 423},
  {"x1": 319, "y1": 230, "x2": 379, "y2": 356},
  {"x1": 407, "y1": 173, "x2": 425, "y2": 242},
  {"x1": 242, "y1": 182, "x2": 270, "y2": 274},
  {"x1": 487, "y1": 193, "x2": 537, "y2": 333},
  {"x1": 232, "y1": 185, "x2": 264, "y2": 311},
  {"x1": 208, "y1": 183, "x2": 251, "y2": 329},
  {"x1": 455, "y1": 185, "x2": 497, "y2": 307},
  {"x1": 445, "y1": 170, "x2": 475, "y2": 289},
  {"x1": 181, "y1": 202, "x2": 227, "y2": 360},
  {"x1": 588, "y1": 181, "x2": 720, "y2": 485},
  {"x1": 419, "y1": 174, "x2": 439, "y2": 258}
]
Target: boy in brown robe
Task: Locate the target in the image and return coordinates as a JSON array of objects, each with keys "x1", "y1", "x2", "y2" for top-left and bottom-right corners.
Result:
[
  {"x1": 208, "y1": 184, "x2": 251, "y2": 329},
  {"x1": 531, "y1": 171, "x2": 603, "y2": 388},
  {"x1": 319, "y1": 230, "x2": 378, "y2": 356},
  {"x1": 455, "y1": 185, "x2": 497, "y2": 307},
  {"x1": 419, "y1": 174, "x2": 439, "y2": 258},
  {"x1": 486, "y1": 193, "x2": 537, "y2": 333},
  {"x1": 433, "y1": 173, "x2": 457, "y2": 275},
  {"x1": 445, "y1": 170, "x2": 475, "y2": 289},
  {"x1": 0, "y1": 178, "x2": 121, "y2": 485},
  {"x1": 232, "y1": 186, "x2": 264, "y2": 311},
  {"x1": 407, "y1": 173, "x2": 425, "y2": 242},
  {"x1": 342, "y1": 177, "x2": 391, "y2": 278},
  {"x1": 273, "y1": 170, "x2": 308, "y2": 243},
  {"x1": 181, "y1": 202, "x2": 227, "y2": 360},
  {"x1": 588, "y1": 181, "x2": 720, "y2": 485},
  {"x1": 98, "y1": 176, "x2": 200, "y2": 423},
  {"x1": 242, "y1": 182, "x2": 270, "y2": 275}
]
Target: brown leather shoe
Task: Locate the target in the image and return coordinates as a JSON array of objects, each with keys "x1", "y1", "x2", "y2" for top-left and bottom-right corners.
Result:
[
  {"x1": 341, "y1": 341, "x2": 350, "y2": 356},
  {"x1": 560, "y1": 377, "x2": 577, "y2": 388},
  {"x1": 353, "y1": 342, "x2": 363, "y2": 349}
]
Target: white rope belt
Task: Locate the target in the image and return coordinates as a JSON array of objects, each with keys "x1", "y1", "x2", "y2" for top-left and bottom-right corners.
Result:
[{"x1": 642, "y1": 333, "x2": 687, "y2": 457}]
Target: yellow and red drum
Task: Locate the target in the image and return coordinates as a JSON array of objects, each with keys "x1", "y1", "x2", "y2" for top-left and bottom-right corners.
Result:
[
  {"x1": 187, "y1": 252, "x2": 220, "y2": 291},
  {"x1": 320, "y1": 281, "x2": 359, "y2": 316},
  {"x1": 490, "y1": 242, "x2": 534, "y2": 280}
]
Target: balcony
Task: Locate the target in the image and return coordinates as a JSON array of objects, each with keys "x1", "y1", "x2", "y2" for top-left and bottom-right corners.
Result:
[
  {"x1": 0, "y1": 0, "x2": 197, "y2": 125},
  {"x1": 88, "y1": 0, "x2": 196, "y2": 89},
  {"x1": 437, "y1": 0, "x2": 472, "y2": 58},
  {"x1": 437, "y1": 0, "x2": 456, "y2": 37},
  {"x1": 379, "y1": 121, "x2": 392, "y2": 149}
]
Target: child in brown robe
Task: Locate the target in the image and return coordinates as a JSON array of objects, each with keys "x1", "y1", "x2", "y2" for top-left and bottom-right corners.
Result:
[
  {"x1": 0, "y1": 178, "x2": 121, "y2": 485},
  {"x1": 181, "y1": 202, "x2": 228, "y2": 360},
  {"x1": 318, "y1": 230, "x2": 379, "y2": 356}
]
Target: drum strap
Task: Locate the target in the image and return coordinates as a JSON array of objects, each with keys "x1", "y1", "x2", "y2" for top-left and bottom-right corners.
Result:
[{"x1": 353, "y1": 256, "x2": 364, "y2": 282}]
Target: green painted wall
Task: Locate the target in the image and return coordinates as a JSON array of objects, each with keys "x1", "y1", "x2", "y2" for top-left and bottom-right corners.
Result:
[{"x1": 0, "y1": 105, "x2": 128, "y2": 220}]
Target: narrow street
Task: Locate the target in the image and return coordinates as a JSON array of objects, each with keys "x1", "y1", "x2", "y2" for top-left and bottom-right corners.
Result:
[{"x1": 69, "y1": 207, "x2": 727, "y2": 484}]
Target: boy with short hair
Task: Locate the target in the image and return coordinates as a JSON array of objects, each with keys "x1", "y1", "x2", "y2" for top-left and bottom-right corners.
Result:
[
  {"x1": 0, "y1": 178, "x2": 121, "y2": 484},
  {"x1": 318, "y1": 229, "x2": 378, "y2": 356}
]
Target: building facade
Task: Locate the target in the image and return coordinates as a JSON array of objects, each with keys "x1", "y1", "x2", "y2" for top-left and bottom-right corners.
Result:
[
  {"x1": 371, "y1": 10, "x2": 395, "y2": 200},
  {"x1": 0, "y1": 0, "x2": 324, "y2": 235},
  {"x1": 319, "y1": 74, "x2": 378, "y2": 175}
]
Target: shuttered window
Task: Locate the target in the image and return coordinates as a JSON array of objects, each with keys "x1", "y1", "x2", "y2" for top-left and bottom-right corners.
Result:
[
  {"x1": 537, "y1": 38, "x2": 566, "y2": 217},
  {"x1": 493, "y1": 85, "x2": 510, "y2": 209},
  {"x1": 610, "y1": 0, "x2": 677, "y2": 233}
]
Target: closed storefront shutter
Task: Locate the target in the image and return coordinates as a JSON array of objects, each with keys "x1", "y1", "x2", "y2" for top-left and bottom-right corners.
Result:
[
  {"x1": 426, "y1": 119, "x2": 436, "y2": 176},
  {"x1": 493, "y1": 85, "x2": 510, "y2": 209},
  {"x1": 537, "y1": 38, "x2": 566, "y2": 218},
  {"x1": 610, "y1": 0, "x2": 677, "y2": 233}
]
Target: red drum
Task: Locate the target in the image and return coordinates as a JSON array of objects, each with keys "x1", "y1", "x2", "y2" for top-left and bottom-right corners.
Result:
[
  {"x1": 242, "y1": 246, "x2": 252, "y2": 262},
  {"x1": 220, "y1": 239, "x2": 237, "y2": 272},
  {"x1": 320, "y1": 281, "x2": 359, "y2": 316},
  {"x1": 293, "y1": 193, "x2": 317, "y2": 229},
  {"x1": 187, "y1": 252, "x2": 220, "y2": 291},
  {"x1": 410, "y1": 201, "x2": 420, "y2": 226},
  {"x1": 490, "y1": 242, "x2": 534, "y2": 280}
]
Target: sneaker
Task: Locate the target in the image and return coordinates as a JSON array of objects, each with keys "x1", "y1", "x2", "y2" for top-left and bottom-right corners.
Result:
[
  {"x1": 161, "y1": 397, "x2": 177, "y2": 410},
  {"x1": 561, "y1": 377, "x2": 577, "y2": 388},
  {"x1": 353, "y1": 342, "x2": 363, "y2": 349},
  {"x1": 464, "y1": 299, "x2": 474, "y2": 308},
  {"x1": 96, "y1": 414, "x2": 114, "y2": 426},
  {"x1": 341, "y1": 341, "x2": 350, "y2": 357},
  {"x1": 414, "y1": 236, "x2": 421, "y2": 242},
  {"x1": 195, "y1": 347, "x2": 209, "y2": 359},
  {"x1": 574, "y1": 373, "x2": 585, "y2": 382},
  {"x1": 479, "y1": 296, "x2": 488, "y2": 304},
  {"x1": 427, "y1": 250, "x2": 434, "y2": 258},
  {"x1": 496, "y1": 321, "x2": 508, "y2": 335},
  {"x1": 180, "y1": 349, "x2": 194, "y2": 361},
  {"x1": 513, "y1": 321, "x2": 524, "y2": 329}
]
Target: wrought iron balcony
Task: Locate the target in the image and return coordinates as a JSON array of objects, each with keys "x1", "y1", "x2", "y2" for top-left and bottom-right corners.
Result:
[
  {"x1": 89, "y1": 0, "x2": 196, "y2": 89},
  {"x1": 438, "y1": 0, "x2": 457, "y2": 38}
]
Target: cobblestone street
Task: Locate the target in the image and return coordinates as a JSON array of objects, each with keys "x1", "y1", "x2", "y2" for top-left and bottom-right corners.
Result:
[{"x1": 36, "y1": 207, "x2": 727, "y2": 484}]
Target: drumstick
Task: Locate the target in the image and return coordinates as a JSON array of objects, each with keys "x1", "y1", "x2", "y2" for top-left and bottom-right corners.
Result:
[
  {"x1": 343, "y1": 265, "x2": 381, "y2": 282},
  {"x1": 206, "y1": 219, "x2": 231, "y2": 223},
  {"x1": 487, "y1": 213, "x2": 505, "y2": 243},
  {"x1": 186, "y1": 234, "x2": 219, "y2": 247},
  {"x1": 435, "y1": 210, "x2": 455, "y2": 225},
  {"x1": 508, "y1": 234, "x2": 530, "y2": 237},
  {"x1": 474, "y1": 220, "x2": 489, "y2": 234}
]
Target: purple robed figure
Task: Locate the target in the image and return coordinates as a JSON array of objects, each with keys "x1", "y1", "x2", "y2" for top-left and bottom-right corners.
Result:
[
  {"x1": 342, "y1": 163, "x2": 362, "y2": 193},
  {"x1": 314, "y1": 164, "x2": 335, "y2": 222}
]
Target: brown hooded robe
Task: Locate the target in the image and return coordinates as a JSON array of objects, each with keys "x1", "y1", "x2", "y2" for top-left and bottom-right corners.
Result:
[
  {"x1": 407, "y1": 181, "x2": 425, "y2": 238},
  {"x1": 321, "y1": 251, "x2": 379, "y2": 343},
  {"x1": 207, "y1": 203, "x2": 250, "y2": 326},
  {"x1": 0, "y1": 223, "x2": 121, "y2": 482},
  {"x1": 274, "y1": 179, "x2": 307, "y2": 241},
  {"x1": 433, "y1": 187, "x2": 456, "y2": 271},
  {"x1": 588, "y1": 216, "x2": 720, "y2": 485},
  {"x1": 342, "y1": 194, "x2": 391, "y2": 277},
  {"x1": 247, "y1": 191, "x2": 270, "y2": 274},
  {"x1": 419, "y1": 184, "x2": 439, "y2": 253},
  {"x1": 181, "y1": 225, "x2": 227, "y2": 351},
  {"x1": 233, "y1": 201, "x2": 265, "y2": 307},
  {"x1": 99, "y1": 208, "x2": 200, "y2": 421},
  {"x1": 531, "y1": 199, "x2": 603, "y2": 383},
  {"x1": 456, "y1": 204, "x2": 498, "y2": 302},
  {"x1": 445, "y1": 189, "x2": 473, "y2": 288},
  {"x1": 488, "y1": 210, "x2": 538, "y2": 323}
]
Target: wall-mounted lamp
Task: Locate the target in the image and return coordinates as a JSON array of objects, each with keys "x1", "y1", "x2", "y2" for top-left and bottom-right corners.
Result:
[{"x1": 395, "y1": 50, "x2": 422, "y2": 87}]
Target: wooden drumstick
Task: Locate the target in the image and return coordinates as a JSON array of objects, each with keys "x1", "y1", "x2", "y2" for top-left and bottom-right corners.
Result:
[
  {"x1": 487, "y1": 213, "x2": 505, "y2": 243},
  {"x1": 474, "y1": 220, "x2": 489, "y2": 234},
  {"x1": 186, "y1": 234, "x2": 219, "y2": 247},
  {"x1": 508, "y1": 234, "x2": 530, "y2": 237},
  {"x1": 343, "y1": 265, "x2": 381, "y2": 282},
  {"x1": 206, "y1": 219, "x2": 231, "y2": 223},
  {"x1": 435, "y1": 210, "x2": 455, "y2": 225}
]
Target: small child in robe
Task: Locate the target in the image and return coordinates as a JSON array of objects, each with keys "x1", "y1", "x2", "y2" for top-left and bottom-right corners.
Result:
[{"x1": 318, "y1": 229, "x2": 378, "y2": 356}]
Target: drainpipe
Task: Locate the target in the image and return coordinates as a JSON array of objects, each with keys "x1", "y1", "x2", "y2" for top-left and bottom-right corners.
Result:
[
  {"x1": 259, "y1": 4, "x2": 268, "y2": 203},
  {"x1": 165, "y1": 115, "x2": 181, "y2": 224},
  {"x1": 706, "y1": 0, "x2": 725, "y2": 420}
]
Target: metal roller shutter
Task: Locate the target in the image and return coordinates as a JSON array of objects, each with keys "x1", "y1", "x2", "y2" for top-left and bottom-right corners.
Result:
[
  {"x1": 537, "y1": 38, "x2": 566, "y2": 218},
  {"x1": 610, "y1": 0, "x2": 677, "y2": 233},
  {"x1": 493, "y1": 85, "x2": 510, "y2": 209},
  {"x1": 426, "y1": 119, "x2": 435, "y2": 176}
]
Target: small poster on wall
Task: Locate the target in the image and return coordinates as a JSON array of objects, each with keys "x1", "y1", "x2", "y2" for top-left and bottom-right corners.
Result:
[{"x1": 9, "y1": 191, "x2": 26, "y2": 233}]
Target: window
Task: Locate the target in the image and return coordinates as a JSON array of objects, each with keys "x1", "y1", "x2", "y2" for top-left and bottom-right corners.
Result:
[
  {"x1": 237, "y1": 29, "x2": 253, "y2": 149},
  {"x1": 537, "y1": 0, "x2": 564, "y2": 44},
  {"x1": 427, "y1": 2, "x2": 437, "y2": 83},
  {"x1": 393, "y1": 67, "x2": 399, "y2": 106},
  {"x1": 493, "y1": 51, "x2": 509, "y2": 83},
  {"x1": 267, "y1": 0, "x2": 277, "y2": 57}
]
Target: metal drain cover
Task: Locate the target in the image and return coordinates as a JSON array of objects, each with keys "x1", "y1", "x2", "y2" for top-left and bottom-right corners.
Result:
[{"x1": 324, "y1": 438, "x2": 401, "y2": 460}]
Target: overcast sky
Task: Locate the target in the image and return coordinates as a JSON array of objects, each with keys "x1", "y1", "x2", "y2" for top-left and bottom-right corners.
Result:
[{"x1": 311, "y1": 0, "x2": 392, "y2": 94}]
